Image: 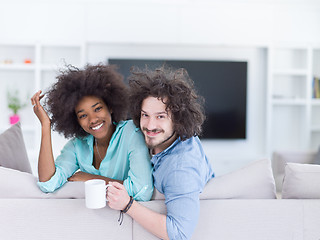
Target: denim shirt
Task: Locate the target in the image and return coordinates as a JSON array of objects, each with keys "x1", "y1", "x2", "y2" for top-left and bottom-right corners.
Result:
[
  {"x1": 151, "y1": 136, "x2": 214, "y2": 240},
  {"x1": 38, "y1": 120, "x2": 153, "y2": 201}
]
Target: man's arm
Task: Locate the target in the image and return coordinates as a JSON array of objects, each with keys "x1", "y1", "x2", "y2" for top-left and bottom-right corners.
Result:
[
  {"x1": 107, "y1": 182, "x2": 169, "y2": 240},
  {"x1": 127, "y1": 200, "x2": 169, "y2": 240}
]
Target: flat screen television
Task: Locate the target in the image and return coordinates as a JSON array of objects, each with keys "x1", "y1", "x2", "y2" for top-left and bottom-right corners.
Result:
[{"x1": 108, "y1": 59, "x2": 247, "y2": 139}]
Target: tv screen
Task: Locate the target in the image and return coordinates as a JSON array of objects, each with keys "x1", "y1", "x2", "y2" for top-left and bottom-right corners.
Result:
[{"x1": 109, "y1": 59, "x2": 247, "y2": 139}]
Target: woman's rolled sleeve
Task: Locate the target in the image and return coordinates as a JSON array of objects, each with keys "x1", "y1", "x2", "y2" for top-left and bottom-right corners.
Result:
[{"x1": 37, "y1": 140, "x2": 79, "y2": 193}]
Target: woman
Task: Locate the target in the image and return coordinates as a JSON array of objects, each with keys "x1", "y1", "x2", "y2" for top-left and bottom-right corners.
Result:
[{"x1": 31, "y1": 64, "x2": 153, "y2": 201}]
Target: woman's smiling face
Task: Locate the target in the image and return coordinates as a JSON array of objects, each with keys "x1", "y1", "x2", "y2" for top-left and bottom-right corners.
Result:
[{"x1": 75, "y1": 96, "x2": 113, "y2": 140}]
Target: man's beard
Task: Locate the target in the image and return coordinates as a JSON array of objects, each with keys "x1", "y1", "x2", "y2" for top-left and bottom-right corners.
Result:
[{"x1": 143, "y1": 128, "x2": 176, "y2": 150}]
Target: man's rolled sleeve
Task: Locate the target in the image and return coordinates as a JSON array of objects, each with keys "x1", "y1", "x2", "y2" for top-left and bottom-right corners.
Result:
[{"x1": 164, "y1": 169, "x2": 201, "y2": 240}]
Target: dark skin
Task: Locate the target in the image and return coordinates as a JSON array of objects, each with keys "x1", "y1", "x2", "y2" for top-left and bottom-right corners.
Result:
[{"x1": 31, "y1": 91, "x2": 123, "y2": 184}]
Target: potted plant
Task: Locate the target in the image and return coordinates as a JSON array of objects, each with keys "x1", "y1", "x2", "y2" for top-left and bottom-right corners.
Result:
[{"x1": 7, "y1": 90, "x2": 27, "y2": 125}]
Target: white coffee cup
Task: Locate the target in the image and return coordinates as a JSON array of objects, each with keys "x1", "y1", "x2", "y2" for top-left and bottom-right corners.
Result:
[{"x1": 85, "y1": 179, "x2": 111, "y2": 209}]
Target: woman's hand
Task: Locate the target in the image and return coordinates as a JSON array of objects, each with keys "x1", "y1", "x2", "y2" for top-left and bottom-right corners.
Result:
[
  {"x1": 68, "y1": 171, "x2": 97, "y2": 182},
  {"x1": 31, "y1": 90, "x2": 50, "y2": 126},
  {"x1": 107, "y1": 181, "x2": 131, "y2": 211}
]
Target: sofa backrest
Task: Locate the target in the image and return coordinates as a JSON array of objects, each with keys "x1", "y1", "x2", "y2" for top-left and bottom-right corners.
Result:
[{"x1": 2, "y1": 198, "x2": 318, "y2": 240}]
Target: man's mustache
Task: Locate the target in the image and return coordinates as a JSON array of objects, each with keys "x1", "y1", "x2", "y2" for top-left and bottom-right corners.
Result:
[{"x1": 142, "y1": 128, "x2": 164, "y2": 133}]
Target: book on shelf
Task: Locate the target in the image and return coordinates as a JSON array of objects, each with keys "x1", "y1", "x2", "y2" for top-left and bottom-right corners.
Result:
[{"x1": 313, "y1": 76, "x2": 320, "y2": 99}]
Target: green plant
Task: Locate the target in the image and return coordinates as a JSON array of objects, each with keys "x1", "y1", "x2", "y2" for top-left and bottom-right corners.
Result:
[{"x1": 7, "y1": 90, "x2": 27, "y2": 115}]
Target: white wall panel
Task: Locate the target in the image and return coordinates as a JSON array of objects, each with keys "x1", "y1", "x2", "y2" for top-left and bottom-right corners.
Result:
[
  {"x1": 86, "y1": 3, "x2": 180, "y2": 43},
  {"x1": 179, "y1": 3, "x2": 274, "y2": 46}
]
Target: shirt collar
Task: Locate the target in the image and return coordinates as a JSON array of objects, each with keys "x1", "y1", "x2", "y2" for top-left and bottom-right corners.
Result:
[
  {"x1": 82, "y1": 121, "x2": 126, "y2": 147},
  {"x1": 151, "y1": 137, "x2": 181, "y2": 167}
]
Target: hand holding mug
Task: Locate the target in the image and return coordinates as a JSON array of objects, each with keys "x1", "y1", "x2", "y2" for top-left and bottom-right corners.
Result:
[{"x1": 106, "y1": 181, "x2": 131, "y2": 211}]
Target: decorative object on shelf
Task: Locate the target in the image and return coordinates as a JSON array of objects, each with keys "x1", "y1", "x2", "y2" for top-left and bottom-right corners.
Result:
[
  {"x1": 24, "y1": 58, "x2": 32, "y2": 64},
  {"x1": 4, "y1": 59, "x2": 13, "y2": 64},
  {"x1": 7, "y1": 90, "x2": 27, "y2": 125},
  {"x1": 313, "y1": 76, "x2": 320, "y2": 99}
]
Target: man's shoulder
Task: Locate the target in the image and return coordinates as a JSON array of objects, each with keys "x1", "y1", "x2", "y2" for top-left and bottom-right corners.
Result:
[
  {"x1": 171, "y1": 136, "x2": 203, "y2": 155},
  {"x1": 160, "y1": 137, "x2": 205, "y2": 168}
]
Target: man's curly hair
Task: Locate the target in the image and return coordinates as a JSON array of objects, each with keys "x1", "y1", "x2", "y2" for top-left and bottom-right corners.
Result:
[
  {"x1": 128, "y1": 66, "x2": 205, "y2": 141},
  {"x1": 44, "y1": 64, "x2": 129, "y2": 139}
]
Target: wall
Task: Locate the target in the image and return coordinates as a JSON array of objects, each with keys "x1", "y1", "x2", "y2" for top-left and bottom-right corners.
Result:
[
  {"x1": 1, "y1": 0, "x2": 320, "y2": 175},
  {"x1": 1, "y1": 0, "x2": 320, "y2": 45}
]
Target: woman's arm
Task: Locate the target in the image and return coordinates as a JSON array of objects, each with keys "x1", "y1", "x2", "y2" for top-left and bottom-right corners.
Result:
[
  {"x1": 68, "y1": 171, "x2": 123, "y2": 184},
  {"x1": 31, "y1": 90, "x2": 55, "y2": 182}
]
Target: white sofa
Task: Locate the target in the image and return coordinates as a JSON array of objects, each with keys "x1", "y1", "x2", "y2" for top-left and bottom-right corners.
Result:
[
  {"x1": 1, "y1": 124, "x2": 320, "y2": 239},
  {"x1": 1, "y1": 198, "x2": 320, "y2": 240},
  {"x1": 1, "y1": 155, "x2": 320, "y2": 240}
]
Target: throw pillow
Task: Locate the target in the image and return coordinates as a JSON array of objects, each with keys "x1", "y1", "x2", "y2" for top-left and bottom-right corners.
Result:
[
  {"x1": 282, "y1": 163, "x2": 320, "y2": 199},
  {"x1": 151, "y1": 159, "x2": 277, "y2": 200},
  {"x1": 0, "y1": 122, "x2": 32, "y2": 173},
  {"x1": 0, "y1": 167, "x2": 85, "y2": 199},
  {"x1": 201, "y1": 159, "x2": 276, "y2": 199},
  {"x1": 272, "y1": 150, "x2": 317, "y2": 193}
]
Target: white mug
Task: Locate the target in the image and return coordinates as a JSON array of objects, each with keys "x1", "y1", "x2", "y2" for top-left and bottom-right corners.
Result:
[{"x1": 85, "y1": 179, "x2": 111, "y2": 209}]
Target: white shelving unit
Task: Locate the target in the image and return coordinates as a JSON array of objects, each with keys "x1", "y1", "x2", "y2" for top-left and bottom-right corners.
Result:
[
  {"x1": 310, "y1": 48, "x2": 320, "y2": 150},
  {"x1": 0, "y1": 42, "x2": 86, "y2": 173},
  {"x1": 267, "y1": 45, "x2": 320, "y2": 155}
]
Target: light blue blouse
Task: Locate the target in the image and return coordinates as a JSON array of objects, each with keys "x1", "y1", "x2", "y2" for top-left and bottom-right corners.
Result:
[
  {"x1": 151, "y1": 136, "x2": 214, "y2": 240},
  {"x1": 38, "y1": 120, "x2": 154, "y2": 201}
]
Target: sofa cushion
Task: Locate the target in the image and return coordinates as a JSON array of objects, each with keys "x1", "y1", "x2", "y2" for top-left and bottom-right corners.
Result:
[
  {"x1": 201, "y1": 159, "x2": 276, "y2": 199},
  {"x1": 152, "y1": 159, "x2": 276, "y2": 200},
  {"x1": 0, "y1": 122, "x2": 32, "y2": 173},
  {"x1": 0, "y1": 167, "x2": 85, "y2": 199},
  {"x1": 282, "y1": 163, "x2": 320, "y2": 199},
  {"x1": 272, "y1": 151, "x2": 316, "y2": 192}
]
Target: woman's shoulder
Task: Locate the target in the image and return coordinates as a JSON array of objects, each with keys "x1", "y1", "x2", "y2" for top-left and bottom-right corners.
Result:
[
  {"x1": 119, "y1": 120, "x2": 141, "y2": 134},
  {"x1": 71, "y1": 135, "x2": 93, "y2": 148},
  {"x1": 117, "y1": 120, "x2": 146, "y2": 147}
]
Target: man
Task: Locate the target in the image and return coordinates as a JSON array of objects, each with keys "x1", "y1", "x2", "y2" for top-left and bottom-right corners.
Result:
[{"x1": 107, "y1": 66, "x2": 214, "y2": 240}]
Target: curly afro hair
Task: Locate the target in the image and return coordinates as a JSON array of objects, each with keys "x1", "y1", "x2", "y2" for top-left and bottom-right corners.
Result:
[
  {"x1": 44, "y1": 64, "x2": 129, "y2": 139},
  {"x1": 128, "y1": 66, "x2": 205, "y2": 141}
]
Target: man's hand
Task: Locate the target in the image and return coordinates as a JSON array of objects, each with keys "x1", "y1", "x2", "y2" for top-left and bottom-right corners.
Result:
[
  {"x1": 68, "y1": 171, "x2": 97, "y2": 182},
  {"x1": 107, "y1": 181, "x2": 131, "y2": 211}
]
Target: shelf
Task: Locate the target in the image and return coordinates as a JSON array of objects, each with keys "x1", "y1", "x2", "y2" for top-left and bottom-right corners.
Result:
[
  {"x1": 311, "y1": 126, "x2": 320, "y2": 132},
  {"x1": 272, "y1": 69, "x2": 308, "y2": 76},
  {"x1": 267, "y1": 45, "x2": 319, "y2": 154},
  {"x1": 271, "y1": 98, "x2": 307, "y2": 106},
  {"x1": 40, "y1": 64, "x2": 60, "y2": 71},
  {"x1": 311, "y1": 99, "x2": 320, "y2": 106},
  {"x1": 0, "y1": 42, "x2": 84, "y2": 158},
  {"x1": 0, "y1": 64, "x2": 35, "y2": 70}
]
